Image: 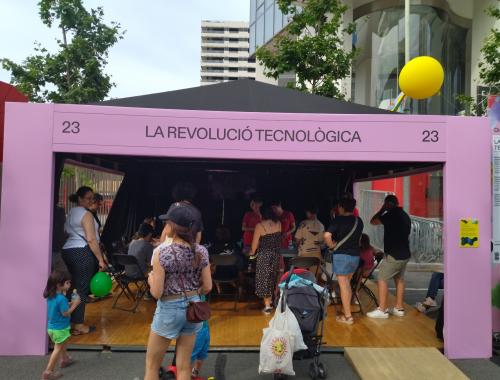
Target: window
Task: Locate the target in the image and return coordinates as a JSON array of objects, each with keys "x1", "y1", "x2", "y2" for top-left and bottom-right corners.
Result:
[
  {"x1": 229, "y1": 38, "x2": 239, "y2": 42},
  {"x1": 248, "y1": 68, "x2": 256, "y2": 72},
  {"x1": 256, "y1": 16, "x2": 264, "y2": 47},
  {"x1": 274, "y1": 2, "x2": 284, "y2": 33},
  {"x1": 249, "y1": 22, "x2": 256, "y2": 54},
  {"x1": 228, "y1": 67, "x2": 238, "y2": 72},
  {"x1": 229, "y1": 28, "x2": 240, "y2": 33},
  {"x1": 206, "y1": 38, "x2": 223, "y2": 43},
  {"x1": 228, "y1": 57, "x2": 238, "y2": 62},
  {"x1": 228, "y1": 47, "x2": 239, "y2": 52},
  {"x1": 205, "y1": 27, "x2": 224, "y2": 33},
  {"x1": 265, "y1": 5, "x2": 274, "y2": 42}
]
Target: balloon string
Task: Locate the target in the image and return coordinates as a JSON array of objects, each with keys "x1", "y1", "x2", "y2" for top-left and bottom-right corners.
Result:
[{"x1": 391, "y1": 92, "x2": 407, "y2": 112}]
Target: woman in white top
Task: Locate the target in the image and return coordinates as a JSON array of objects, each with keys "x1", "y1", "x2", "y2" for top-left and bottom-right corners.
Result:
[{"x1": 62, "y1": 186, "x2": 107, "y2": 335}]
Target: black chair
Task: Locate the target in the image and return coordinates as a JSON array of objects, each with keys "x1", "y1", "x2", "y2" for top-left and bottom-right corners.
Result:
[
  {"x1": 358, "y1": 250, "x2": 384, "y2": 307},
  {"x1": 289, "y1": 256, "x2": 322, "y2": 278},
  {"x1": 209, "y1": 254, "x2": 240, "y2": 311},
  {"x1": 111, "y1": 254, "x2": 150, "y2": 313}
]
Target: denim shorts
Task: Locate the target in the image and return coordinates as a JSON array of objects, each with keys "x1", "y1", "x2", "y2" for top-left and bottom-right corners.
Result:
[
  {"x1": 332, "y1": 254, "x2": 360, "y2": 275},
  {"x1": 151, "y1": 295, "x2": 202, "y2": 340}
]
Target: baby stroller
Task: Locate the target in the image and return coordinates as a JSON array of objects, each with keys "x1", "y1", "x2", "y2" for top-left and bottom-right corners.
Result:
[{"x1": 275, "y1": 258, "x2": 329, "y2": 380}]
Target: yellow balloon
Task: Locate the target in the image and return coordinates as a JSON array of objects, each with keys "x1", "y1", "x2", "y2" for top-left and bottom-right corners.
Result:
[{"x1": 398, "y1": 56, "x2": 444, "y2": 99}]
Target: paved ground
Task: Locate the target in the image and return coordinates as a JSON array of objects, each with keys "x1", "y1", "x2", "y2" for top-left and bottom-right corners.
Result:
[{"x1": 1, "y1": 351, "x2": 499, "y2": 380}]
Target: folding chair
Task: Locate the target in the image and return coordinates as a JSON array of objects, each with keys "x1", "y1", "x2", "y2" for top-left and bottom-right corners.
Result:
[
  {"x1": 320, "y1": 255, "x2": 364, "y2": 315},
  {"x1": 358, "y1": 250, "x2": 384, "y2": 307},
  {"x1": 111, "y1": 254, "x2": 150, "y2": 313},
  {"x1": 289, "y1": 256, "x2": 322, "y2": 278},
  {"x1": 209, "y1": 254, "x2": 240, "y2": 311}
]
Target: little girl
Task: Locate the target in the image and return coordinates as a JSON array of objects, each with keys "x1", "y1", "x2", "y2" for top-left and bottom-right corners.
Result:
[
  {"x1": 359, "y1": 234, "x2": 375, "y2": 278},
  {"x1": 42, "y1": 270, "x2": 81, "y2": 380}
]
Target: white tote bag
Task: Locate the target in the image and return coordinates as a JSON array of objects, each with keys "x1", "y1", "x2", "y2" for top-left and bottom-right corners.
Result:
[
  {"x1": 275, "y1": 296, "x2": 308, "y2": 353},
  {"x1": 259, "y1": 319, "x2": 295, "y2": 376}
]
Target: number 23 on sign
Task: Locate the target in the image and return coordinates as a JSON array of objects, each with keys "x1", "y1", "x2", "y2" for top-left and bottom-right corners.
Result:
[{"x1": 62, "y1": 121, "x2": 80, "y2": 134}]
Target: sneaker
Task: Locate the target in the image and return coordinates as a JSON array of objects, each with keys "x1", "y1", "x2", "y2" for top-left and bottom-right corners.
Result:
[
  {"x1": 423, "y1": 297, "x2": 437, "y2": 307},
  {"x1": 262, "y1": 306, "x2": 273, "y2": 315},
  {"x1": 416, "y1": 297, "x2": 438, "y2": 313},
  {"x1": 192, "y1": 368, "x2": 199, "y2": 378},
  {"x1": 389, "y1": 307, "x2": 405, "y2": 317},
  {"x1": 366, "y1": 308, "x2": 389, "y2": 319}
]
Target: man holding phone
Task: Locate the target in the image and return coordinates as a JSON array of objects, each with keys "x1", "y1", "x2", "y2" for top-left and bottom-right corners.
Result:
[{"x1": 367, "y1": 195, "x2": 411, "y2": 319}]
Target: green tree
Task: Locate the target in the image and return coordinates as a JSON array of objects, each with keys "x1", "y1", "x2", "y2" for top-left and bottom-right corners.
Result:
[
  {"x1": 256, "y1": 0, "x2": 356, "y2": 99},
  {"x1": 1, "y1": 0, "x2": 124, "y2": 103},
  {"x1": 458, "y1": 1, "x2": 499, "y2": 116}
]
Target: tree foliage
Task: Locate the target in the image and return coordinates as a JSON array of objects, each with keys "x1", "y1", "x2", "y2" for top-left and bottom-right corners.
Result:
[
  {"x1": 479, "y1": 1, "x2": 500, "y2": 88},
  {"x1": 458, "y1": 1, "x2": 499, "y2": 116},
  {"x1": 1, "y1": 0, "x2": 124, "y2": 103},
  {"x1": 256, "y1": 0, "x2": 356, "y2": 99}
]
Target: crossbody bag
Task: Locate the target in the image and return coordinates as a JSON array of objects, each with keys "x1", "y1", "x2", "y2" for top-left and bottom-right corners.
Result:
[
  {"x1": 171, "y1": 247, "x2": 211, "y2": 323},
  {"x1": 325, "y1": 217, "x2": 359, "y2": 263}
]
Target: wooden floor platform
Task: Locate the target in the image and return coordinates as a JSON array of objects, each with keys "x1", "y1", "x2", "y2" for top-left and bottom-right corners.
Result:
[
  {"x1": 71, "y1": 283, "x2": 443, "y2": 349},
  {"x1": 345, "y1": 347, "x2": 468, "y2": 380}
]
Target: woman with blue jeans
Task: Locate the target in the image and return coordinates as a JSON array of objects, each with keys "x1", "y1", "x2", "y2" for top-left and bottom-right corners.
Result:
[
  {"x1": 145, "y1": 204, "x2": 212, "y2": 380},
  {"x1": 324, "y1": 198, "x2": 364, "y2": 325}
]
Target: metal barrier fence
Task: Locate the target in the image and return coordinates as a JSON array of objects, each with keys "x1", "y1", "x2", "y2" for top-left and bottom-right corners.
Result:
[
  {"x1": 358, "y1": 189, "x2": 443, "y2": 263},
  {"x1": 58, "y1": 162, "x2": 124, "y2": 226}
]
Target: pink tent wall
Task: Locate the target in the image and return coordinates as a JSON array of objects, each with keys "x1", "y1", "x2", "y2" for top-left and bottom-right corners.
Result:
[{"x1": 0, "y1": 102, "x2": 492, "y2": 358}]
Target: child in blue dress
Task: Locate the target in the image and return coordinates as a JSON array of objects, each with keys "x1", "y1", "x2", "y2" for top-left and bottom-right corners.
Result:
[{"x1": 42, "y1": 271, "x2": 81, "y2": 380}]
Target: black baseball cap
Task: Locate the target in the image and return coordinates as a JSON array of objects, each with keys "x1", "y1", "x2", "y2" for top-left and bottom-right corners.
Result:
[{"x1": 159, "y1": 203, "x2": 195, "y2": 228}]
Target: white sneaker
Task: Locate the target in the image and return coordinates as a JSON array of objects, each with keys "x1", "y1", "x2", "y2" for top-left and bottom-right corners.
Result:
[
  {"x1": 416, "y1": 297, "x2": 438, "y2": 313},
  {"x1": 367, "y1": 308, "x2": 389, "y2": 319},
  {"x1": 423, "y1": 297, "x2": 437, "y2": 307},
  {"x1": 389, "y1": 307, "x2": 405, "y2": 317}
]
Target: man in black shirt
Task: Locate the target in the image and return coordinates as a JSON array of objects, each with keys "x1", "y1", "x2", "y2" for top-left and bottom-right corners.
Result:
[{"x1": 367, "y1": 195, "x2": 411, "y2": 319}]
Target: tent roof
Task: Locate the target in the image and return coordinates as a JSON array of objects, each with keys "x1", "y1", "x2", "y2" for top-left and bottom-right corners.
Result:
[{"x1": 100, "y1": 79, "x2": 389, "y2": 114}]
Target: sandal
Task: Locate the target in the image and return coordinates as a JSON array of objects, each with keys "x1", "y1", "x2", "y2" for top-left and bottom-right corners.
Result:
[
  {"x1": 336, "y1": 315, "x2": 354, "y2": 325},
  {"x1": 41, "y1": 370, "x2": 63, "y2": 379},
  {"x1": 71, "y1": 326, "x2": 96, "y2": 336},
  {"x1": 60, "y1": 357, "x2": 75, "y2": 368}
]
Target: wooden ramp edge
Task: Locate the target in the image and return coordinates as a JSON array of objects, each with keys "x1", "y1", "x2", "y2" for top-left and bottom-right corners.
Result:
[{"x1": 344, "y1": 347, "x2": 469, "y2": 380}]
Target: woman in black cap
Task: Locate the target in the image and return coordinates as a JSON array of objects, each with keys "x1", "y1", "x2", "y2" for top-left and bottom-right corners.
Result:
[{"x1": 145, "y1": 203, "x2": 212, "y2": 380}]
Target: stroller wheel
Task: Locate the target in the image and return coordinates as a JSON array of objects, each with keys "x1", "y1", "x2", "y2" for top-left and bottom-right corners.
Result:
[
  {"x1": 308, "y1": 362, "x2": 319, "y2": 380},
  {"x1": 317, "y1": 362, "x2": 328, "y2": 379}
]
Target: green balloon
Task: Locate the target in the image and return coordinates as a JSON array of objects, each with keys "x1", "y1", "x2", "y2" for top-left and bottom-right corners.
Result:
[
  {"x1": 90, "y1": 272, "x2": 112, "y2": 297},
  {"x1": 492, "y1": 283, "x2": 500, "y2": 309}
]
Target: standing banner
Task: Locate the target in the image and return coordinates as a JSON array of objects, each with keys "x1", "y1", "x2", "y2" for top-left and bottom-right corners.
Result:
[{"x1": 490, "y1": 95, "x2": 500, "y2": 265}]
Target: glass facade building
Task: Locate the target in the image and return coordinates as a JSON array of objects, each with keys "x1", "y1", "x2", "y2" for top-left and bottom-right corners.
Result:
[
  {"x1": 249, "y1": 0, "x2": 290, "y2": 56},
  {"x1": 352, "y1": 4, "x2": 470, "y2": 115},
  {"x1": 250, "y1": 0, "x2": 474, "y2": 116}
]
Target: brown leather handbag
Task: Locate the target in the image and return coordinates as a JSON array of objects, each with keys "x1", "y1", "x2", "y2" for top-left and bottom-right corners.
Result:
[{"x1": 186, "y1": 296, "x2": 211, "y2": 323}]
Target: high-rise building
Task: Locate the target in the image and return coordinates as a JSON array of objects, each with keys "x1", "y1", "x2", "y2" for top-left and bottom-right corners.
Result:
[
  {"x1": 201, "y1": 21, "x2": 256, "y2": 85},
  {"x1": 249, "y1": 0, "x2": 499, "y2": 115}
]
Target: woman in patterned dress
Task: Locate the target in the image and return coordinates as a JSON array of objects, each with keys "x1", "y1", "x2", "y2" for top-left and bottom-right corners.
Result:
[{"x1": 251, "y1": 206, "x2": 282, "y2": 314}]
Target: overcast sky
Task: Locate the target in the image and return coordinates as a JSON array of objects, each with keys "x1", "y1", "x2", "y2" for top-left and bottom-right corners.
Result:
[{"x1": 0, "y1": 1, "x2": 249, "y2": 99}]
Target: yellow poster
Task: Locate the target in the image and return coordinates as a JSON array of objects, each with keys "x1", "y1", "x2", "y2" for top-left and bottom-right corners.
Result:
[{"x1": 460, "y1": 218, "x2": 479, "y2": 248}]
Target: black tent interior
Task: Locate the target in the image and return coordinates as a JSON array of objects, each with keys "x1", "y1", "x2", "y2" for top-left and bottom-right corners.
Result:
[{"x1": 55, "y1": 80, "x2": 438, "y2": 249}]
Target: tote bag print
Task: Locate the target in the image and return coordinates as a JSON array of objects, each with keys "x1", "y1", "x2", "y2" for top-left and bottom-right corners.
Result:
[{"x1": 259, "y1": 327, "x2": 294, "y2": 375}]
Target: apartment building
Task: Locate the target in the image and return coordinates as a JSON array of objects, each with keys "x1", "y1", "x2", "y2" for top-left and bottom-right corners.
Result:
[{"x1": 201, "y1": 21, "x2": 256, "y2": 85}]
